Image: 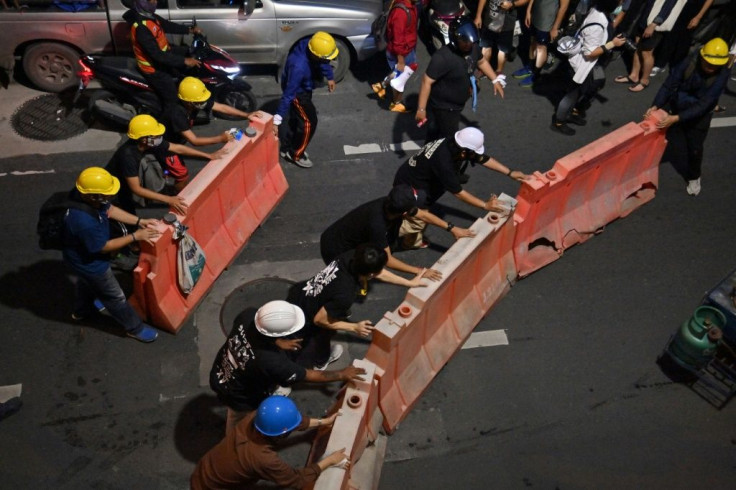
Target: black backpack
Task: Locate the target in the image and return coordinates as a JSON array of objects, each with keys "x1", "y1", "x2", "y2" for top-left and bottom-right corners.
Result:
[
  {"x1": 37, "y1": 190, "x2": 98, "y2": 250},
  {"x1": 371, "y1": 0, "x2": 412, "y2": 51}
]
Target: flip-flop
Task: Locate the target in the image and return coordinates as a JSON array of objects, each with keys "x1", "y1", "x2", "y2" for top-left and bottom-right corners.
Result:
[
  {"x1": 714, "y1": 105, "x2": 726, "y2": 113},
  {"x1": 628, "y1": 82, "x2": 649, "y2": 92},
  {"x1": 615, "y1": 75, "x2": 636, "y2": 84}
]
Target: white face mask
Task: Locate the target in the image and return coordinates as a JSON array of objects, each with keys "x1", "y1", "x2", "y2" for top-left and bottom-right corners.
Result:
[{"x1": 144, "y1": 135, "x2": 164, "y2": 147}]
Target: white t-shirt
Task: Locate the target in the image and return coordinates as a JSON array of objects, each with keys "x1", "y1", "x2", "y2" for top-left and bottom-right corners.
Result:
[{"x1": 569, "y1": 8, "x2": 609, "y2": 84}]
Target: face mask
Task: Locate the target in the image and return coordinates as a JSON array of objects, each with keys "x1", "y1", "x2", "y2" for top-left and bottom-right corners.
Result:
[{"x1": 145, "y1": 135, "x2": 163, "y2": 147}]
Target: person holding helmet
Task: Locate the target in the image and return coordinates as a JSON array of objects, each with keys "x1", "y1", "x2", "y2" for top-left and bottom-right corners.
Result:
[
  {"x1": 161, "y1": 76, "x2": 264, "y2": 147},
  {"x1": 106, "y1": 114, "x2": 226, "y2": 216},
  {"x1": 123, "y1": 0, "x2": 203, "y2": 111},
  {"x1": 644, "y1": 37, "x2": 731, "y2": 196},
  {"x1": 415, "y1": 17, "x2": 505, "y2": 143},
  {"x1": 63, "y1": 167, "x2": 161, "y2": 342},
  {"x1": 191, "y1": 395, "x2": 349, "y2": 489},
  {"x1": 273, "y1": 31, "x2": 339, "y2": 168},
  {"x1": 209, "y1": 300, "x2": 366, "y2": 434},
  {"x1": 394, "y1": 127, "x2": 528, "y2": 249}
]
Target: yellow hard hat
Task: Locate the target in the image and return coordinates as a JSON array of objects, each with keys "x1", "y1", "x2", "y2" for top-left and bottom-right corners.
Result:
[
  {"x1": 308, "y1": 31, "x2": 339, "y2": 60},
  {"x1": 76, "y1": 167, "x2": 120, "y2": 196},
  {"x1": 700, "y1": 38, "x2": 729, "y2": 66},
  {"x1": 127, "y1": 114, "x2": 165, "y2": 140},
  {"x1": 178, "y1": 76, "x2": 212, "y2": 103}
]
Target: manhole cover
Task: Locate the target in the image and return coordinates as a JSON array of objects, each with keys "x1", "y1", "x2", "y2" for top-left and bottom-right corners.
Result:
[
  {"x1": 219, "y1": 277, "x2": 295, "y2": 337},
  {"x1": 11, "y1": 94, "x2": 88, "y2": 141}
]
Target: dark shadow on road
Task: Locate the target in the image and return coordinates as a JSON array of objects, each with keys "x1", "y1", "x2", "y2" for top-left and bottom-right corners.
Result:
[
  {"x1": 0, "y1": 259, "x2": 133, "y2": 339},
  {"x1": 173, "y1": 394, "x2": 226, "y2": 463}
]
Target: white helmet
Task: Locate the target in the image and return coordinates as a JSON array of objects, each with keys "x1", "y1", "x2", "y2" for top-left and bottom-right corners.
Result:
[{"x1": 254, "y1": 300, "x2": 305, "y2": 337}]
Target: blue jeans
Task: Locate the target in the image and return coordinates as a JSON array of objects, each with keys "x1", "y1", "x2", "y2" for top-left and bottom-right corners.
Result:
[{"x1": 73, "y1": 266, "x2": 144, "y2": 333}]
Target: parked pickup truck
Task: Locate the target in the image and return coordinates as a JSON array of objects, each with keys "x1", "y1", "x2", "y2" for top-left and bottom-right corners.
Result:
[{"x1": 0, "y1": 0, "x2": 381, "y2": 92}]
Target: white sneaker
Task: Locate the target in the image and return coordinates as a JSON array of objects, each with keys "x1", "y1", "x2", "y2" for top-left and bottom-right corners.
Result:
[
  {"x1": 686, "y1": 178, "x2": 701, "y2": 196},
  {"x1": 650, "y1": 66, "x2": 664, "y2": 77},
  {"x1": 272, "y1": 385, "x2": 292, "y2": 396},
  {"x1": 314, "y1": 344, "x2": 343, "y2": 371}
]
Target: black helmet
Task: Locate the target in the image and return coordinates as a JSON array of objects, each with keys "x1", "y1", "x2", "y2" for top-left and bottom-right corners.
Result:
[{"x1": 449, "y1": 17, "x2": 479, "y2": 50}]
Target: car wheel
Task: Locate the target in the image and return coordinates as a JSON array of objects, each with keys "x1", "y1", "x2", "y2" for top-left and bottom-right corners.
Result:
[
  {"x1": 215, "y1": 85, "x2": 258, "y2": 120},
  {"x1": 329, "y1": 38, "x2": 351, "y2": 83},
  {"x1": 23, "y1": 43, "x2": 80, "y2": 93}
]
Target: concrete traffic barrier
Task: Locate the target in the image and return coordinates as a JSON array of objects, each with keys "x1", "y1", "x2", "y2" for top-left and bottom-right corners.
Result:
[
  {"x1": 365, "y1": 205, "x2": 518, "y2": 433},
  {"x1": 513, "y1": 110, "x2": 667, "y2": 277},
  {"x1": 130, "y1": 115, "x2": 287, "y2": 333}
]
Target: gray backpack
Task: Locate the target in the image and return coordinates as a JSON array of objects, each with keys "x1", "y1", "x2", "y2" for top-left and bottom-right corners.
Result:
[{"x1": 133, "y1": 154, "x2": 167, "y2": 207}]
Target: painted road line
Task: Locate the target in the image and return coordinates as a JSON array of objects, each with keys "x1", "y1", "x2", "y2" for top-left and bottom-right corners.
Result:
[
  {"x1": 344, "y1": 140, "x2": 422, "y2": 155},
  {"x1": 710, "y1": 117, "x2": 736, "y2": 128},
  {"x1": 461, "y1": 329, "x2": 509, "y2": 350},
  {"x1": 0, "y1": 170, "x2": 56, "y2": 178},
  {"x1": 0, "y1": 384, "x2": 22, "y2": 403}
]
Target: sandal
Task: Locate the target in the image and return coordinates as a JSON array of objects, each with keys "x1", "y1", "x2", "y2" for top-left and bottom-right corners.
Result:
[
  {"x1": 628, "y1": 82, "x2": 649, "y2": 92},
  {"x1": 714, "y1": 105, "x2": 726, "y2": 113},
  {"x1": 615, "y1": 75, "x2": 637, "y2": 84}
]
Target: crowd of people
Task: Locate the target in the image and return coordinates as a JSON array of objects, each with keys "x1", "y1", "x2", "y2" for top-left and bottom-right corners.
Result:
[{"x1": 51, "y1": 0, "x2": 735, "y2": 487}]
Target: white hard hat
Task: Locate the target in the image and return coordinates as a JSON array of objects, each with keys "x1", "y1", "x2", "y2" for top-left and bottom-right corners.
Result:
[
  {"x1": 454, "y1": 127, "x2": 485, "y2": 154},
  {"x1": 254, "y1": 300, "x2": 305, "y2": 337}
]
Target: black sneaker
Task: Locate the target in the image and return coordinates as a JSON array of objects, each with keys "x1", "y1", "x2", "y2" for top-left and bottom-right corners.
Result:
[
  {"x1": 567, "y1": 113, "x2": 587, "y2": 126},
  {"x1": 550, "y1": 117, "x2": 575, "y2": 136}
]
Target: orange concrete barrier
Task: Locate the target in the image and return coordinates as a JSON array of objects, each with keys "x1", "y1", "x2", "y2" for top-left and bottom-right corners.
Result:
[
  {"x1": 130, "y1": 115, "x2": 287, "y2": 333},
  {"x1": 513, "y1": 111, "x2": 667, "y2": 277},
  {"x1": 365, "y1": 205, "x2": 518, "y2": 433},
  {"x1": 306, "y1": 359, "x2": 384, "y2": 490}
]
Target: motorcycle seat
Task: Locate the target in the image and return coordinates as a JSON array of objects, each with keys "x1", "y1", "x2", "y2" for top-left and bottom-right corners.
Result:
[{"x1": 95, "y1": 56, "x2": 147, "y2": 82}]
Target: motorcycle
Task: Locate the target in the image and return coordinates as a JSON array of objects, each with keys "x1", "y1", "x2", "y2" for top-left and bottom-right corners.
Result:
[
  {"x1": 425, "y1": 0, "x2": 470, "y2": 50},
  {"x1": 75, "y1": 21, "x2": 257, "y2": 128}
]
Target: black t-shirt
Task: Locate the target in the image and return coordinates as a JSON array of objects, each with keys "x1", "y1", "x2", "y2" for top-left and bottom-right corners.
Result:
[
  {"x1": 105, "y1": 139, "x2": 171, "y2": 214},
  {"x1": 287, "y1": 251, "x2": 361, "y2": 325},
  {"x1": 319, "y1": 198, "x2": 400, "y2": 263},
  {"x1": 160, "y1": 98, "x2": 215, "y2": 144},
  {"x1": 393, "y1": 138, "x2": 465, "y2": 206},
  {"x1": 426, "y1": 44, "x2": 482, "y2": 111},
  {"x1": 209, "y1": 322, "x2": 307, "y2": 412}
]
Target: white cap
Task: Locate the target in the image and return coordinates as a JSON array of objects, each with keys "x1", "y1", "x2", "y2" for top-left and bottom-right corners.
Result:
[
  {"x1": 254, "y1": 300, "x2": 305, "y2": 337},
  {"x1": 454, "y1": 127, "x2": 485, "y2": 154}
]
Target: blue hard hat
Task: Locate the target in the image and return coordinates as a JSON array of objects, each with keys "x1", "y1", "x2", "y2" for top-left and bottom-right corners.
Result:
[
  {"x1": 449, "y1": 17, "x2": 479, "y2": 49},
  {"x1": 254, "y1": 396, "x2": 302, "y2": 437}
]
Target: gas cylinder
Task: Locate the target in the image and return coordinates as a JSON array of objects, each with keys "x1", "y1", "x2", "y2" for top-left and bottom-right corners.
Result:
[{"x1": 668, "y1": 306, "x2": 726, "y2": 368}]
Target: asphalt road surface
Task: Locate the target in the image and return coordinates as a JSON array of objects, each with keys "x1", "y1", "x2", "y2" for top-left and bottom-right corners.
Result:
[{"x1": 0, "y1": 40, "x2": 735, "y2": 490}]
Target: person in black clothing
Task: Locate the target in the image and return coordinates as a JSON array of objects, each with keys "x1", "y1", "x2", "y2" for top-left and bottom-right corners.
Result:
[
  {"x1": 105, "y1": 114, "x2": 225, "y2": 216},
  {"x1": 393, "y1": 127, "x2": 528, "y2": 248},
  {"x1": 210, "y1": 300, "x2": 365, "y2": 435},
  {"x1": 287, "y1": 244, "x2": 421, "y2": 370},
  {"x1": 161, "y1": 77, "x2": 264, "y2": 147},
  {"x1": 415, "y1": 17, "x2": 505, "y2": 142},
  {"x1": 123, "y1": 0, "x2": 202, "y2": 110},
  {"x1": 645, "y1": 37, "x2": 730, "y2": 196},
  {"x1": 320, "y1": 185, "x2": 475, "y2": 281}
]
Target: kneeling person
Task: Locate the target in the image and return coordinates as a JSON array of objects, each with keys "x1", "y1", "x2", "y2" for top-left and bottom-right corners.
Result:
[{"x1": 209, "y1": 300, "x2": 365, "y2": 434}]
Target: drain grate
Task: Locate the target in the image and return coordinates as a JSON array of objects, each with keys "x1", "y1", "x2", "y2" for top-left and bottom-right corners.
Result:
[{"x1": 11, "y1": 94, "x2": 88, "y2": 141}]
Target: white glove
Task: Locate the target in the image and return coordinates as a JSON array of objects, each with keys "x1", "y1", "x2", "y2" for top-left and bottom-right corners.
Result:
[{"x1": 491, "y1": 74, "x2": 507, "y2": 88}]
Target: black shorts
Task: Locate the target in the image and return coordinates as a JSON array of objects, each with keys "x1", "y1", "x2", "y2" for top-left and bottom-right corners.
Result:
[
  {"x1": 635, "y1": 30, "x2": 664, "y2": 52},
  {"x1": 480, "y1": 28, "x2": 514, "y2": 54}
]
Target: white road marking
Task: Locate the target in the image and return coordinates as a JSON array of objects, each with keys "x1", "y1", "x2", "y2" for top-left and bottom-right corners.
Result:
[
  {"x1": 344, "y1": 140, "x2": 422, "y2": 155},
  {"x1": 461, "y1": 329, "x2": 509, "y2": 349},
  {"x1": 0, "y1": 383, "x2": 22, "y2": 403},
  {"x1": 0, "y1": 170, "x2": 56, "y2": 178},
  {"x1": 710, "y1": 117, "x2": 736, "y2": 128}
]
